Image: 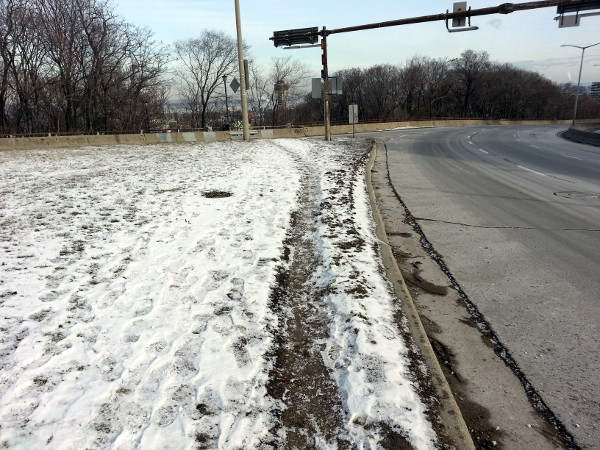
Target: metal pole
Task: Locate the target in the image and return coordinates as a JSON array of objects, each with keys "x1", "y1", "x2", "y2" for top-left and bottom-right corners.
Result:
[
  {"x1": 573, "y1": 48, "x2": 585, "y2": 126},
  {"x1": 322, "y1": 27, "x2": 331, "y2": 141},
  {"x1": 270, "y1": 0, "x2": 598, "y2": 44},
  {"x1": 234, "y1": 0, "x2": 250, "y2": 140},
  {"x1": 562, "y1": 42, "x2": 600, "y2": 126},
  {"x1": 223, "y1": 75, "x2": 230, "y2": 126},
  {"x1": 328, "y1": 0, "x2": 597, "y2": 35}
]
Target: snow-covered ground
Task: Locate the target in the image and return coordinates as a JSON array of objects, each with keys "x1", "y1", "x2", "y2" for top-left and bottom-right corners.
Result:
[{"x1": 0, "y1": 139, "x2": 436, "y2": 449}]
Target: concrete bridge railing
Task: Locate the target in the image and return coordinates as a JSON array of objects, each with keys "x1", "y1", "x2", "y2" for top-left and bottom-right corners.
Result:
[{"x1": 0, "y1": 119, "x2": 574, "y2": 151}]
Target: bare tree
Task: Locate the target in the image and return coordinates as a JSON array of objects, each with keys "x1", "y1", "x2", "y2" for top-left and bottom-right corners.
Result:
[
  {"x1": 265, "y1": 56, "x2": 309, "y2": 126},
  {"x1": 450, "y1": 50, "x2": 491, "y2": 117},
  {"x1": 361, "y1": 64, "x2": 401, "y2": 121},
  {"x1": 294, "y1": 50, "x2": 585, "y2": 124},
  {"x1": 0, "y1": 0, "x2": 19, "y2": 132},
  {"x1": 1, "y1": 0, "x2": 50, "y2": 133},
  {"x1": 421, "y1": 58, "x2": 451, "y2": 117},
  {"x1": 0, "y1": 0, "x2": 169, "y2": 134},
  {"x1": 174, "y1": 30, "x2": 240, "y2": 129},
  {"x1": 246, "y1": 60, "x2": 270, "y2": 126},
  {"x1": 330, "y1": 67, "x2": 363, "y2": 123}
]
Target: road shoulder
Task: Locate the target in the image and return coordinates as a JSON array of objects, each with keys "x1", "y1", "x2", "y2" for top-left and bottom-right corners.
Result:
[{"x1": 367, "y1": 141, "x2": 565, "y2": 449}]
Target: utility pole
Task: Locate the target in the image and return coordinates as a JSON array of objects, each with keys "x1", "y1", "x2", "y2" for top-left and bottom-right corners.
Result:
[
  {"x1": 321, "y1": 27, "x2": 331, "y2": 141},
  {"x1": 234, "y1": 0, "x2": 250, "y2": 140},
  {"x1": 561, "y1": 42, "x2": 600, "y2": 126}
]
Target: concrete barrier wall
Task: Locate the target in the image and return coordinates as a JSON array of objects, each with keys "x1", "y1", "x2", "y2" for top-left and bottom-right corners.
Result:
[
  {"x1": 0, "y1": 119, "x2": 572, "y2": 151},
  {"x1": 565, "y1": 123, "x2": 600, "y2": 147},
  {"x1": 0, "y1": 130, "x2": 233, "y2": 151}
]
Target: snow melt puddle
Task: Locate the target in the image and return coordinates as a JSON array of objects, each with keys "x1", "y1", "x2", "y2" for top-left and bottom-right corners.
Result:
[{"x1": 0, "y1": 139, "x2": 436, "y2": 449}]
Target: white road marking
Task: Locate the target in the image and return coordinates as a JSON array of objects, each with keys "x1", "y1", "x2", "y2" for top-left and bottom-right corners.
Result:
[
  {"x1": 518, "y1": 165, "x2": 546, "y2": 176},
  {"x1": 562, "y1": 154, "x2": 583, "y2": 161},
  {"x1": 479, "y1": 149, "x2": 489, "y2": 154}
]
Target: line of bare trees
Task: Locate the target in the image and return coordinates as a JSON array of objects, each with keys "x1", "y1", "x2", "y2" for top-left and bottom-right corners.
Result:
[
  {"x1": 295, "y1": 50, "x2": 600, "y2": 124},
  {"x1": 0, "y1": 0, "x2": 169, "y2": 134},
  {"x1": 171, "y1": 28, "x2": 310, "y2": 130},
  {"x1": 1, "y1": 0, "x2": 597, "y2": 136}
]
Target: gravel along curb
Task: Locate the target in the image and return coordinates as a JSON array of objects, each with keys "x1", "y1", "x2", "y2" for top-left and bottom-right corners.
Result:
[{"x1": 366, "y1": 142, "x2": 475, "y2": 449}]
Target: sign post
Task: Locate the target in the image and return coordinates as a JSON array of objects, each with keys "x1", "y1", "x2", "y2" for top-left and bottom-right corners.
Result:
[{"x1": 349, "y1": 104, "x2": 358, "y2": 137}]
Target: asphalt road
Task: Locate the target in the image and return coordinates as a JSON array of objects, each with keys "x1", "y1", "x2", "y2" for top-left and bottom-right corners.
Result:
[{"x1": 373, "y1": 125, "x2": 599, "y2": 448}]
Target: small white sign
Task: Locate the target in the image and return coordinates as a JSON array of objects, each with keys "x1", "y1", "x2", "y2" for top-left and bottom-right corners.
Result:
[
  {"x1": 349, "y1": 104, "x2": 358, "y2": 124},
  {"x1": 452, "y1": 2, "x2": 468, "y2": 27},
  {"x1": 558, "y1": 14, "x2": 580, "y2": 28},
  {"x1": 312, "y1": 78, "x2": 322, "y2": 99}
]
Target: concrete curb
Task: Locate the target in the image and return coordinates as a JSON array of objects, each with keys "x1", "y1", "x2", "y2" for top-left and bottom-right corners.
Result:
[{"x1": 365, "y1": 142, "x2": 475, "y2": 449}]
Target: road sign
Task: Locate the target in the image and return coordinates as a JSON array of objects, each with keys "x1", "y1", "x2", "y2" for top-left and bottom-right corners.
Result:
[
  {"x1": 349, "y1": 104, "x2": 358, "y2": 124},
  {"x1": 311, "y1": 77, "x2": 343, "y2": 99},
  {"x1": 312, "y1": 78, "x2": 321, "y2": 99},
  {"x1": 273, "y1": 27, "x2": 319, "y2": 47},
  {"x1": 558, "y1": 14, "x2": 580, "y2": 27},
  {"x1": 329, "y1": 76, "x2": 342, "y2": 95},
  {"x1": 230, "y1": 78, "x2": 240, "y2": 93},
  {"x1": 452, "y1": 2, "x2": 468, "y2": 27}
]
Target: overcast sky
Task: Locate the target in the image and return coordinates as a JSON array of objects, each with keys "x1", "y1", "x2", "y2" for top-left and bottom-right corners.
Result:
[{"x1": 114, "y1": 0, "x2": 600, "y2": 84}]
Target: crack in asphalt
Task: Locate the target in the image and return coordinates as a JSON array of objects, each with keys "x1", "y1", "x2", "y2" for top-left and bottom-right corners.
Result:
[{"x1": 412, "y1": 217, "x2": 600, "y2": 232}]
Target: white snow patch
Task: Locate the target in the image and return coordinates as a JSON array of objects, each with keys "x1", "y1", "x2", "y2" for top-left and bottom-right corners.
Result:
[{"x1": 0, "y1": 139, "x2": 436, "y2": 449}]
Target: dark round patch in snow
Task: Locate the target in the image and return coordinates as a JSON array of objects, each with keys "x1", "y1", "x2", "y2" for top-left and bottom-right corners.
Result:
[{"x1": 203, "y1": 191, "x2": 232, "y2": 198}]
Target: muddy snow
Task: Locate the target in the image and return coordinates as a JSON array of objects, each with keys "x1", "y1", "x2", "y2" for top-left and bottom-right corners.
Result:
[{"x1": 0, "y1": 138, "x2": 436, "y2": 449}]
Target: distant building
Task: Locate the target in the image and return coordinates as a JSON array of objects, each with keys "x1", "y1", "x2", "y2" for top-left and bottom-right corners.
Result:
[
  {"x1": 591, "y1": 82, "x2": 600, "y2": 102},
  {"x1": 275, "y1": 80, "x2": 289, "y2": 108}
]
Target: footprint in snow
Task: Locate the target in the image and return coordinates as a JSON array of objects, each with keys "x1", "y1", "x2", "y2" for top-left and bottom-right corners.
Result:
[
  {"x1": 98, "y1": 356, "x2": 123, "y2": 382},
  {"x1": 206, "y1": 270, "x2": 229, "y2": 291},
  {"x1": 232, "y1": 336, "x2": 251, "y2": 368},
  {"x1": 170, "y1": 384, "x2": 195, "y2": 402},
  {"x1": 123, "y1": 402, "x2": 150, "y2": 431},
  {"x1": 376, "y1": 323, "x2": 397, "y2": 340},
  {"x1": 237, "y1": 249, "x2": 254, "y2": 262},
  {"x1": 190, "y1": 314, "x2": 210, "y2": 334},
  {"x1": 152, "y1": 404, "x2": 178, "y2": 427},
  {"x1": 39, "y1": 290, "x2": 60, "y2": 303},
  {"x1": 227, "y1": 278, "x2": 245, "y2": 301},
  {"x1": 122, "y1": 319, "x2": 146, "y2": 343},
  {"x1": 96, "y1": 289, "x2": 120, "y2": 309},
  {"x1": 134, "y1": 298, "x2": 153, "y2": 317},
  {"x1": 146, "y1": 339, "x2": 167, "y2": 353}
]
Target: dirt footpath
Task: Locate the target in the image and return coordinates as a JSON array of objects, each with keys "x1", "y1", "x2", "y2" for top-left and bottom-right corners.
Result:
[{"x1": 368, "y1": 141, "x2": 576, "y2": 449}]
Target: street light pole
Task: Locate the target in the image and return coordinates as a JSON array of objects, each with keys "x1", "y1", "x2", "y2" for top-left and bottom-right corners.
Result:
[
  {"x1": 561, "y1": 42, "x2": 600, "y2": 126},
  {"x1": 234, "y1": 0, "x2": 250, "y2": 140}
]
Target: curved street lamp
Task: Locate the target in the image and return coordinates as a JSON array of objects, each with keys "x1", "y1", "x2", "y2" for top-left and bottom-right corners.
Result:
[{"x1": 561, "y1": 42, "x2": 600, "y2": 126}]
